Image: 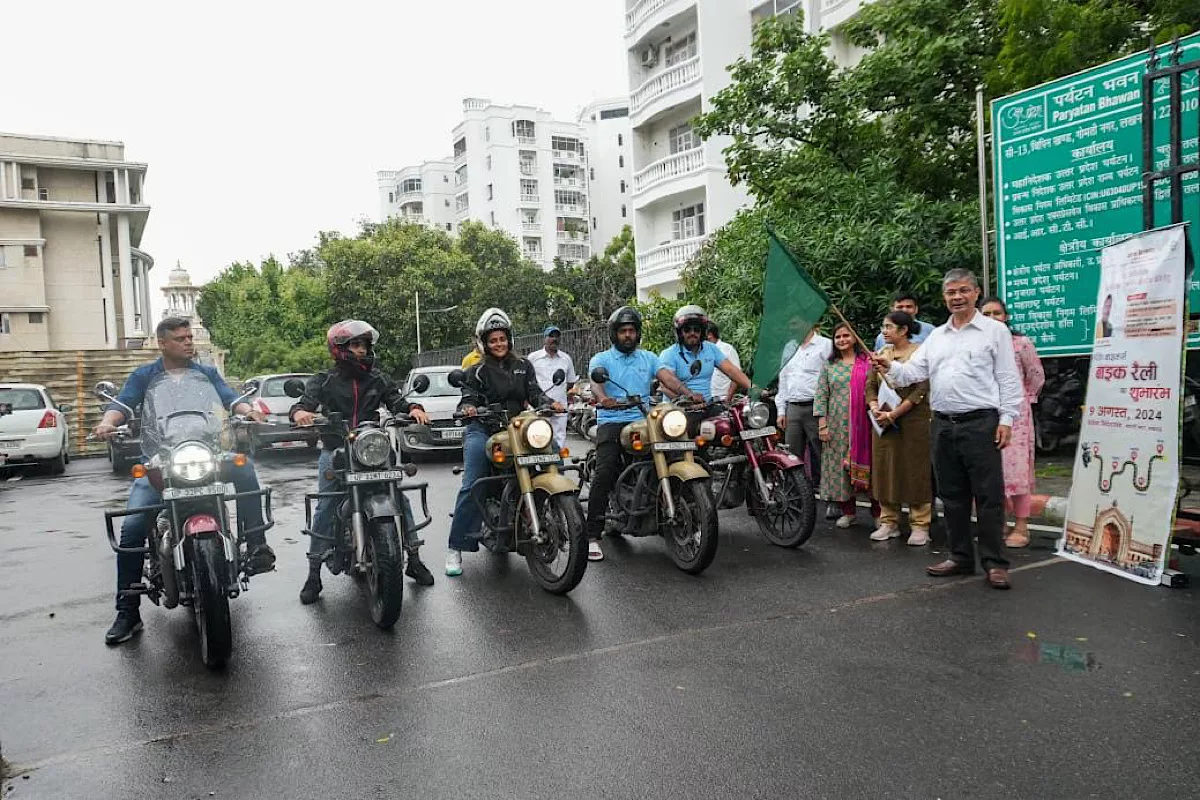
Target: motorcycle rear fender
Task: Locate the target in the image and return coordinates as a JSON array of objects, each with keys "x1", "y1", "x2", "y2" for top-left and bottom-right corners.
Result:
[
  {"x1": 531, "y1": 471, "x2": 577, "y2": 496},
  {"x1": 757, "y1": 449, "x2": 803, "y2": 470},
  {"x1": 360, "y1": 492, "x2": 400, "y2": 521},
  {"x1": 668, "y1": 460, "x2": 709, "y2": 483}
]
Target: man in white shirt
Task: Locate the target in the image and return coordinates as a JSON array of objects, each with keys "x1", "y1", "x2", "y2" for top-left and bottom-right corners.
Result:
[
  {"x1": 873, "y1": 292, "x2": 936, "y2": 350},
  {"x1": 776, "y1": 326, "x2": 833, "y2": 491},
  {"x1": 873, "y1": 268, "x2": 1024, "y2": 590},
  {"x1": 706, "y1": 321, "x2": 741, "y2": 401},
  {"x1": 527, "y1": 325, "x2": 578, "y2": 448}
]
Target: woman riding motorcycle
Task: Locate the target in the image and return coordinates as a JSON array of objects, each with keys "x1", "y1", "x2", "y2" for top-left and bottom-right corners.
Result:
[{"x1": 445, "y1": 308, "x2": 564, "y2": 577}]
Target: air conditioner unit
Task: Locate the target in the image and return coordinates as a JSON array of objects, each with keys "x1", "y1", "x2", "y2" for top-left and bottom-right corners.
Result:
[{"x1": 640, "y1": 45, "x2": 658, "y2": 68}]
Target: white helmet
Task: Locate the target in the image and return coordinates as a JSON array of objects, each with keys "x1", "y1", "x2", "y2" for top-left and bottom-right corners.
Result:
[{"x1": 475, "y1": 307, "x2": 513, "y2": 348}]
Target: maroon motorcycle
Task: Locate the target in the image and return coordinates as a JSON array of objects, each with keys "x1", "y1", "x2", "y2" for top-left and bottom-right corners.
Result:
[{"x1": 699, "y1": 397, "x2": 815, "y2": 548}]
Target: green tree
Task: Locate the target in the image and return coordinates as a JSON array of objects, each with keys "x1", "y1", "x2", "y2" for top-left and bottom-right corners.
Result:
[{"x1": 547, "y1": 226, "x2": 637, "y2": 328}]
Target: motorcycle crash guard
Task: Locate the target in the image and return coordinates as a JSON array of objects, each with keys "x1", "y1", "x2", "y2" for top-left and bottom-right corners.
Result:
[
  {"x1": 530, "y1": 471, "x2": 578, "y2": 496},
  {"x1": 668, "y1": 460, "x2": 709, "y2": 483}
]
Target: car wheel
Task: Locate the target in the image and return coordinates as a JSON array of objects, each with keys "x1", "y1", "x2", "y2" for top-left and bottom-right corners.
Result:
[{"x1": 48, "y1": 447, "x2": 67, "y2": 475}]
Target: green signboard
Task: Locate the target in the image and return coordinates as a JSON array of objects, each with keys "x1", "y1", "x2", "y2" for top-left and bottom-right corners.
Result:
[{"x1": 992, "y1": 34, "x2": 1200, "y2": 357}]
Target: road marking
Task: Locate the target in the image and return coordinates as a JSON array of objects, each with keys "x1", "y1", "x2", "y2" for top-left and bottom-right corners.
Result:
[{"x1": 9, "y1": 556, "x2": 1067, "y2": 775}]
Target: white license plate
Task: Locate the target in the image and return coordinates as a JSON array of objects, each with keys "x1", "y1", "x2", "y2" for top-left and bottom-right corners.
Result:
[
  {"x1": 741, "y1": 427, "x2": 776, "y2": 440},
  {"x1": 163, "y1": 483, "x2": 235, "y2": 501},
  {"x1": 438, "y1": 427, "x2": 465, "y2": 440},
  {"x1": 516, "y1": 453, "x2": 563, "y2": 467},
  {"x1": 654, "y1": 441, "x2": 696, "y2": 451},
  {"x1": 346, "y1": 469, "x2": 406, "y2": 484},
  {"x1": 0, "y1": 439, "x2": 20, "y2": 448}
]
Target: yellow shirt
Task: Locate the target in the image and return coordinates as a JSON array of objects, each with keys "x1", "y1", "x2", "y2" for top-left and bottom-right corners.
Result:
[{"x1": 461, "y1": 349, "x2": 482, "y2": 369}]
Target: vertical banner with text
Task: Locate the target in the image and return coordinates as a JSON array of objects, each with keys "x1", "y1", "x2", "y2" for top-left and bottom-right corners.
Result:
[{"x1": 1058, "y1": 225, "x2": 1188, "y2": 585}]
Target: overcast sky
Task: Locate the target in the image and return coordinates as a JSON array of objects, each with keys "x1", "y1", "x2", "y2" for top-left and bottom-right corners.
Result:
[{"x1": 5, "y1": 1, "x2": 627, "y2": 314}]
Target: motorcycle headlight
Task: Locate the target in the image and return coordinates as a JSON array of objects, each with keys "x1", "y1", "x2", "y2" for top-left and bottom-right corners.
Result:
[
  {"x1": 746, "y1": 402, "x2": 771, "y2": 429},
  {"x1": 170, "y1": 443, "x2": 215, "y2": 484},
  {"x1": 525, "y1": 418, "x2": 554, "y2": 450},
  {"x1": 352, "y1": 429, "x2": 392, "y2": 468},
  {"x1": 661, "y1": 409, "x2": 688, "y2": 439}
]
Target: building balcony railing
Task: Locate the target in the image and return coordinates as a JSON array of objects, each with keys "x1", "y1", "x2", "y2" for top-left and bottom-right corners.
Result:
[
  {"x1": 519, "y1": 194, "x2": 541, "y2": 204},
  {"x1": 516, "y1": 135, "x2": 537, "y2": 145},
  {"x1": 552, "y1": 149, "x2": 583, "y2": 163},
  {"x1": 631, "y1": 55, "x2": 701, "y2": 116},
  {"x1": 553, "y1": 176, "x2": 586, "y2": 188},
  {"x1": 523, "y1": 249, "x2": 543, "y2": 260},
  {"x1": 555, "y1": 203, "x2": 587, "y2": 215},
  {"x1": 557, "y1": 231, "x2": 588, "y2": 243},
  {"x1": 398, "y1": 215, "x2": 426, "y2": 225},
  {"x1": 636, "y1": 235, "x2": 706, "y2": 277},
  {"x1": 397, "y1": 191, "x2": 422, "y2": 204},
  {"x1": 522, "y1": 221, "x2": 541, "y2": 232},
  {"x1": 626, "y1": 0, "x2": 679, "y2": 34},
  {"x1": 632, "y1": 147, "x2": 705, "y2": 195},
  {"x1": 519, "y1": 164, "x2": 538, "y2": 176}
]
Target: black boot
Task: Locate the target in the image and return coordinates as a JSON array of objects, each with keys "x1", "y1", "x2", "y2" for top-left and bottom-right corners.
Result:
[
  {"x1": 246, "y1": 540, "x2": 276, "y2": 575},
  {"x1": 299, "y1": 559, "x2": 323, "y2": 604},
  {"x1": 405, "y1": 550, "x2": 435, "y2": 586},
  {"x1": 104, "y1": 609, "x2": 143, "y2": 645}
]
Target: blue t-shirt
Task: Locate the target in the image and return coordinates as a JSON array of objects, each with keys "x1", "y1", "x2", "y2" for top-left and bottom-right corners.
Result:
[
  {"x1": 659, "y1": 341, "x2": 727, "y2": 398},
  {"x1": 589, "y1": 347, "x2": 664, "y2": 425},
  {"x1": 109, "y1": 358, "x2": 239, "y2": 419}
]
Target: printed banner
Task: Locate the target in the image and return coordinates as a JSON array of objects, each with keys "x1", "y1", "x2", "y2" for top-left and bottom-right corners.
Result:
[{"x1": 1058, "y1": 224, "x2": 1188, "y2": 584}]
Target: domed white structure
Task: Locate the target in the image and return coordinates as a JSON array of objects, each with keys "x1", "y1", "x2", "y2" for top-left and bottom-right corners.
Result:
[{"x1": 159, "y1": 262, "x2": 225, "y2": 373}]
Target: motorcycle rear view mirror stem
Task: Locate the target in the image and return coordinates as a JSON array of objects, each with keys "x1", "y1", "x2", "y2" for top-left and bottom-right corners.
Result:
[
  {"x1": 589, "y1": 366, "x2": 632, "y2": 396},
  {"x1": 94, "y1": 381, "x2": 136, "y2": 420}
]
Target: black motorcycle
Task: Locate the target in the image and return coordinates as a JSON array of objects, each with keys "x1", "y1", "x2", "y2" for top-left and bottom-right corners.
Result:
[
  {"x1": 1035, "y1": 358, "x2": 1086, "y2": 453},
  {"x1": 96, "y1": 375, "x2": 274, "y2": 669},
  {"x1": 284, "y1": 376, "x2": 433, "y2": 629}
]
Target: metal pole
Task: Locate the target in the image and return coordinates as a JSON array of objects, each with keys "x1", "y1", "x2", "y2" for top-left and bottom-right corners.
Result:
[
  {"x1": 975, "y1": 86, "x2": 991, "y2": 294},
  {"x1": 415, "y1": 291, "x2": 422, "y2": 354}
]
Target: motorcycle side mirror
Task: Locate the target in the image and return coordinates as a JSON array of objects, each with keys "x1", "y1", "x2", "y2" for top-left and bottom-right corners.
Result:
[
  {"x1": 650, "y1": 379, "x2": 661, "y2": 396},
  {"x1": 689, "y1": 359, "x2": 702, "y2": 377},
  {"x1": 447, "y1": 369, "x2": 466, "y2": 388},
  {"x1": 410, "y1": 373, "x2": 431, "y2": 394},
  {"x1": 283, "y1": 378, "x2": 307, "y2": 398},
  {"x1": 94, "y1": 380, "x2": 118, "y2": 401},
  {"x1": 552, "y1": 368, "x2": 566, "y2": 386},
  {"x1": 242, "y1": 378, "x2": 261, "y2": 394},
  {"x1": 590, "y1": 367, "x2": 610, "y2": 384}
]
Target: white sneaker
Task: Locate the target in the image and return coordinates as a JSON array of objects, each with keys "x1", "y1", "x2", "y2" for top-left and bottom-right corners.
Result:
[
  {"x1": 869, "y1": 523, "x2": 900, "y2": 541},
  {"x1": 588, "y1": 541, "x2": 604, "y2": 561},
  {"x1": 907, "y1": 527, "x2": 930, "y2": 546},
  {"x1": 445, "y1": 550, "x2": 463, "y2": 577},
  {"x1": 835, "y1": 514, "x2": 855, "y2": 529}
]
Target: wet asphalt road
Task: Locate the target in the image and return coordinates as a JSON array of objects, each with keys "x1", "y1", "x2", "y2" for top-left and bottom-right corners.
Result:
[{"x1": 1, "y1": 444, "x2": 1199, "y2": 800}]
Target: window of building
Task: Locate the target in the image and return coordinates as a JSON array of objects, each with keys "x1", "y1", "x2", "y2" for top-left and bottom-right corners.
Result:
[
  {"x1": 388, "y1": 192, "x2": 394, "y2": 203},
  {"x1": 621, "y1": 205, "x2": 627, "y2": 218},
  {"x1": 487, "y1": 183, "x2": 494, "y2": 200},
  {"x1": 485, "y1": 126, "x2": 491, "y2": 142},
  {"x1": 620, "y1": 180, "x2": 626, "y2": 194},
  {"x1": 592, "y1": 217, "x2": 598, "y2": 230},
  {"x1": 105, "y1": 180, "x2": 116, "y2": 203},
  {"x1": 446, "y1": 223, "x2": 453, "y2": 231},
  {"x1": 0, "y1": 247, "x2": 7, "y2": 268},
  {"x1": 665, "y1": 32, "x2": 698, "y2": 66},
  {"x1": 618, "y1": 134, "x2": 624, "y2": 146},
  {"x1": 619, "y1": 155, "x2": 625, "y2": 168},
  {"x1": 554, "y1": 189, "x2": 584, "y2": 207},
  {"x1": 672, "y1": 203, "x2": 706, "y2": 240},
  {"x1": 453, "y1": 137, "x2": 467, "y2": 159},
  {"x1": 490, "y1": 211, "x2": 496, "y2": 226},
  {"x1": 38, "y1": 188, "x2": 49, "y2": 201},
  {"x1": 0, "y1": 313, "x2": 10, "y2": 334},
  {"x1": 520, "y1": 179, "x2": 539, "y2": 201},
  {"x1": 486, "y1": 155, "x2": 492, "y2": 171},
  {"x1": 514, "y1": 119, "x2": 536, "y2": 142},
  {"x1": 551, "y1": 136, "x2": 583, "y2": 155},
  {"x1": 401, "y1": 178, "x2": 422, "y2": 193},
  {"x1": 455, "y1": 165, "x2": 468, "y2": 186},
  {"x1": 445, "y1": 199, "x2": 451, "y2": 207},
  {"x1": 455, "y1": 193, "x2": 469, "y2": 213},
  {"x1": 590, "y1": 168, "x2": 596, "y2": 180},
  {"x1": 28, "y1": 312, "x2": 43, "y2": 324},
  {"x1": 669, "y1": 123, "x2": 698, "y2": 154},
  {"x1": 20, "y1": 178, "x2": 34, "y2": 191},
  {"x1": 23, "y1": 245, "x2": 37, "y2": 257},
  {"x1": 600, "y1": 107, "x2": 629, "y2": 120}
]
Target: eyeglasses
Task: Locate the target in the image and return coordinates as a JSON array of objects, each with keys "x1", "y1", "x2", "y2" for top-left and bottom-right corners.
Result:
[
  {"x1": 943, "y1": 288, "x2": 976, "y2": 298},
  {"x1": 681, "y1": 324, "x2": 704, "y2": 333}
]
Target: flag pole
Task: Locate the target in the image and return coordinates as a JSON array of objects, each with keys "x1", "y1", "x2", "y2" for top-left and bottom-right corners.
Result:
[{"x1": 826, "y1": 301, "x2": 898, "y2": 391}]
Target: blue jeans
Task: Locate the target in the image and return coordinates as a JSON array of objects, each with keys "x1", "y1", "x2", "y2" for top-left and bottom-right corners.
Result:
[
  {"x1": 116, "y1": 461, "x2": 264, "y2": 611},
  {"x1": 447, "y1": 424, "x2": 491, "y2": 552},
  {"x1": 309, "y1": 449, "x2": 417, "y2": 559}
]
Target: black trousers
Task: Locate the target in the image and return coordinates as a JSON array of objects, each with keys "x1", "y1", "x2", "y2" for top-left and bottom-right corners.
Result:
[
  {"x1": 932, "y1": 410, "x2": 1009, "y2": 570},
  {"x1": 586, "y1": 423, "x2": 626, "y2": 541},
  {"x1": 785, "y1": 401, "x2": 821, "y2": 490}
]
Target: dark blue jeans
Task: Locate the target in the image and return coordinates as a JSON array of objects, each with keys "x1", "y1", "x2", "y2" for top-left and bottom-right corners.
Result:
[
  {"x1": 308, "y1": 449, "x2": 417, "y2": 560},
  {"x1": 447, "y1": 423, "x2": 491, "y2": 552},
  {"x1": 116, "y1": 462, "x2": 265, "y2": 611}
]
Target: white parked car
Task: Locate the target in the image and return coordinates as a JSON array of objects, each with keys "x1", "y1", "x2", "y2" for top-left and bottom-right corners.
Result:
[
  {"x1": 0, "y1": 383, "x2": 72, "y2": 474},
  {"x1": 393, "y1": 365, "x2": 464, "y2": 454}
]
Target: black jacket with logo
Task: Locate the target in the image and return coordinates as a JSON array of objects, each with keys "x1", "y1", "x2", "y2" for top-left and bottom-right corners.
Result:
[
  {"x1": 289, "y1": 365, "x2": 422, "y2": 449},
  {"x1": 458, "y1": 355, "x2": 550, "y2": 428}
]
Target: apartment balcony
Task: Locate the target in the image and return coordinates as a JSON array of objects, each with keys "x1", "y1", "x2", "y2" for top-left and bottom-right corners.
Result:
[
  {"x1": 397, "y1": 190, "x2": 422, "y2": 204},
  {"x1": 519, "y1": 163, "x2": 538, "y2": 176},
  {"x1": 519, "y1": 194, "x2": 541, "y2": 205},
  {"x1": 523, "y1": 249, "x2": 543, "y2": 261},
  {"x1": 553, "y1": 175, "x2": 586, "y2": 188},
  {"x1": 552, "y1": 149, "x2": 584, "y2": 164},
  {"x1": 555, "y1": 203, "x2": 588, "y2": 216},
  {"x1": 626, "y1": 0, "x2": 695, "y2": 44},
  {"x1": 636, "y1": 235, "x2": 706, "y2": 278},
  {"x1": 521, "y1": 220, "x2": 541, "y2": 233},
  {"x1": 819, "y1": 0, "x2": 867, "y2": 29},
  {"x1": 516, "y1": 135, "x2": 537, "y2": 146},
  {"x1": 630, "y1": 55, "x2": 702, "y2": 124},
  {"x1": 557, "y1": 230, "x2": 589, "y2": 243},
  {"x1": 398, "y1": 214, "x2": 426, "y2": 226},
  {"x1": 632, "y1": 147, "x2": 705, "y2": 199}
]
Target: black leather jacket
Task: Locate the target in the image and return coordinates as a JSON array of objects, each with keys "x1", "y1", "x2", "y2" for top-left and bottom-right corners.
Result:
[
  {"x1": 458, "y1": 355, "x2": 550, "y2": 428},
  {"x1": 289, "y1": 364, "x2": 422, "y2": 449}
]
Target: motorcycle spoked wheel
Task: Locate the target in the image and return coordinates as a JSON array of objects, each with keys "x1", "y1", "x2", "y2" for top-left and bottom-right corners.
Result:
[
  {"x1": 364, "y1": 520, "x2": 405, "y2": 630},
  {"x1": 519, "y1": 491, "x2": 588, "y2": 594},
  {"x1": 189, "y1": 537, "x2": 233, "y2": 669},
  {"x1": 749, "y1": 464, "x2": 816, "y2": 548},
  {"x1": 663, "y1": 479, "x2": 719, "y2": 575}
]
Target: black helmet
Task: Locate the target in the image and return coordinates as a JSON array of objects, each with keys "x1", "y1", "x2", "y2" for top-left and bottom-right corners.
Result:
[{"x1": 607, "y1": 306, "x2": 642, "y2": 353}]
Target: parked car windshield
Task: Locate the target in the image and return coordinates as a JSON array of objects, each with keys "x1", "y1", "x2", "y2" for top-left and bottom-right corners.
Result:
[
  {"x1": 0, "y1": 388, "x2": 45, "y2": 410},
  {"x1": 410, "y1": 370, "x2": 459, "y2": 397}
]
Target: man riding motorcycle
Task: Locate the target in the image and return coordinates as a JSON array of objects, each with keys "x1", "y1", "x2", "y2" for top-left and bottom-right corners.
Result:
[
  {"x1": 290, "y1": 320, "x2": 433, "y2": 603},
  {"x1": 659, "y1": 305, "x2": 753, "y2": 405},
  {"x1": 445, "y1": 308, "x2": 564, "y2": 577},
  {"x1": 92, "y1": 317, "x2": 273, "y2": 645},
  {"x1": 585, "y1": 306, "x2": 702, "y2": 562}
]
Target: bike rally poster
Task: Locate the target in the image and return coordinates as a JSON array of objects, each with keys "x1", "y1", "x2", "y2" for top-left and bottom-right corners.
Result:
[{"x1": 1058, "y1": 224, "x2": 1190, "y2": 585}]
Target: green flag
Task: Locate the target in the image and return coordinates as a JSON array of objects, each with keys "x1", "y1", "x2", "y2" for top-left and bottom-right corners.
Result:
[{"x1": 751, "y1": 228, "x2": 831, "y2": 389}]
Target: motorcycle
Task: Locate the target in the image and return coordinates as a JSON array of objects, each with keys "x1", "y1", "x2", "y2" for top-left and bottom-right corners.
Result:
[
  {"x1": 284, "y1": 376, "x2": 433, "y2": 629},
  {"x1": 698, "y1": 396, "x2": 816, "y2": 548},
  {"x1": 447, "y1": 368, "x2": 588, "y2": 594},
  {"x1": 1035, "y1": 357, "x2": 1086, "y2": 453},
  {"x1": 568, "y1": 381, "x2": 597, "y2": 442},
  {"x1": 95, "y1": 375, "x2": 275, "y2": 668},
  {"x1": 586, "y1": 366, "x2": 719, "y2": 574}
]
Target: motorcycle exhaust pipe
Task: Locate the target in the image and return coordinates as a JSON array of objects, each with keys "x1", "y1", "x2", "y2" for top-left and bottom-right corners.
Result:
[
  {"x1": 157, "y1": 516, "x2": 179, "y2": 609},
  {"x1": 351, "y1": 511, "x2": 368, "y2": 567}
]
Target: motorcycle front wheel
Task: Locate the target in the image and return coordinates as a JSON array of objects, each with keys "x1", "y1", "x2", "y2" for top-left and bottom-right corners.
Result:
[
  {"x1": 521, "y1": 492, "x2": 588, "y2": 594},
  {"x1": 365, "y1": 520, "x2": 404, "y2": 630},
  {"x1": 665, "y1": 479, "x2": 719, "y2": 575},
  {"x1": 190, "y1": 536, "x2": 233, "y2": 669},
  {"x1": 751, "y1": 464, "x2": 816, "y2": 548}
]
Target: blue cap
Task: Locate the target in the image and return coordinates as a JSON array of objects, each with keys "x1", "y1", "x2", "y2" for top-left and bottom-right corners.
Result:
[{"x1": 543, "y1": 325, "x2": 561, "y2": 337}]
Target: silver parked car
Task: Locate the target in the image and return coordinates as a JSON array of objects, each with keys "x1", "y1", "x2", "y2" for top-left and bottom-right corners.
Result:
[
  {"x1": 244, "y1": 373, "x2": 319, "y2": 451},
  {"x1": 393, "y1": 366, "x2": 464, "y2": 454}
]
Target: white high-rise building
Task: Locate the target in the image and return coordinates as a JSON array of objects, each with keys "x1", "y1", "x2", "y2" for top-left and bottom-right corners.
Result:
[
  {"x1": 377, "y1": 159, "x2": 458, "y2": 234},
  {"x1": 578, "y1": 99, "x2": 633, "y2": 249},
  {"x1": 624, "y1": 0, "x2": 872, "y2": 300}
]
